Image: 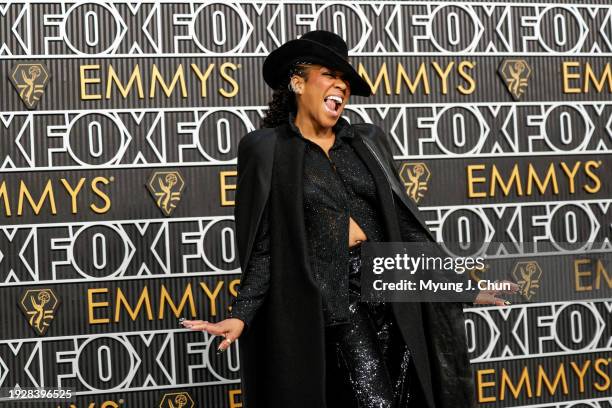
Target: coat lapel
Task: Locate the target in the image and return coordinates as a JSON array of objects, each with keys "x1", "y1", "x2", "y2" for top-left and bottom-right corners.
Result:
[
  {"x1": 349, "y1": 136, "x2": 401, "y2": 241},
  {"x1": 352, "y1": 124, "x2": 437, "y2": 242},
  {"x1": 235, "y1": 129, "x2": 276, "y2": 270}
]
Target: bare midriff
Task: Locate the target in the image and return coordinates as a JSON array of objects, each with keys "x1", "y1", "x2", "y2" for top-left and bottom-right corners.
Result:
[{"x1": 349, "y1": 216, "x2": 367, "y2": 248}]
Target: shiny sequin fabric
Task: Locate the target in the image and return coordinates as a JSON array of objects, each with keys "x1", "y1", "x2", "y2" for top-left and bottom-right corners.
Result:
[{"x1": 325, "y1": 244, "x2": 414, "y2": 408}]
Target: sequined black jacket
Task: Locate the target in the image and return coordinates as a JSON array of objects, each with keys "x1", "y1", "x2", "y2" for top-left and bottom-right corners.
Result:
[{"x1": 233, "y1": 116, "x2": 476, "y2": 408}]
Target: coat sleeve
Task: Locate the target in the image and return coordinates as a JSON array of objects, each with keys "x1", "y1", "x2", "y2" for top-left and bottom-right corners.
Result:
[
  {"x1": 368, "y1": 125, "x2": 433, "y2": 242},
  {"x1": 229, "y1": 202, "x2": 271, "y2": 330}
]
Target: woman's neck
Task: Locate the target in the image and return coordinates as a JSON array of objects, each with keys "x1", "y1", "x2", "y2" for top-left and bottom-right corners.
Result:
[{"x1": 293, "y1": 111, "x2": 334, "y2": 140}]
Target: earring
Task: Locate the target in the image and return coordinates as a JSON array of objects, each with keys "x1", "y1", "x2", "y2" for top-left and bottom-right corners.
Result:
[{"x1": 288, "y1": 81, "x2": 300, "y2": 94}]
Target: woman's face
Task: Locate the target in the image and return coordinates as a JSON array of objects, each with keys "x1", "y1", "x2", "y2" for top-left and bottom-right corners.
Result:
[{"x1": 293, "y1": 64, "x2": 351, "y2": 129}]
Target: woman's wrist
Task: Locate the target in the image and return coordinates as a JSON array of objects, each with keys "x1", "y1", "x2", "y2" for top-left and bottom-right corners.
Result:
[{"x1": 228, "y1": 308, "x2": 250, "y2": 329}]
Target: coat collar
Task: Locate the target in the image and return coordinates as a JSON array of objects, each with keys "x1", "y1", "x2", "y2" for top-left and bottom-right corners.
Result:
[{"x1": 286, "y1": 111, "x2": 354, "y2": 140}]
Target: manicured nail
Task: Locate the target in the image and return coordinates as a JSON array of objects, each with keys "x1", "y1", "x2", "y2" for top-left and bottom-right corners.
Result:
[
  {"x1": 504, "y1": 300, "x2": 512, "y2": 305},
  {"x1": 216, "y1": 346, "x2": 225, "y2": 354}
]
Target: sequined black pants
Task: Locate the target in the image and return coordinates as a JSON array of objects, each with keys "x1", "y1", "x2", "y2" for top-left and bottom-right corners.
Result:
[{"x1": 324, "y1": 244, "x2": 423, "y2": 408}]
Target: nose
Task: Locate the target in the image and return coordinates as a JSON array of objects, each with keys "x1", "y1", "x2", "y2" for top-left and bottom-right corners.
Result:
[{"x1": 335, "y1": 77, "x2": 348, "y2": 93}]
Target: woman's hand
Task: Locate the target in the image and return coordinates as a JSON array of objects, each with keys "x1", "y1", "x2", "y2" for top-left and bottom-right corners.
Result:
[
  {"x1": 181, "y1": 318, "x2": 245, "y2": 353},
  {"x1": 473, "y1": 280, "x2": 520, "y2": 306}
]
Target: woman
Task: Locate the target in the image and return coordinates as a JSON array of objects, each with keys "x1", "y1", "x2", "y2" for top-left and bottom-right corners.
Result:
[{"x1": 182, "y1": 30, "x2": 515, "y2": 408}]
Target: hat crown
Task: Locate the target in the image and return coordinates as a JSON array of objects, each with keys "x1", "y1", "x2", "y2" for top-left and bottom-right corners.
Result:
[
  {"x1": 261, "y1": 29, "x2": 371, "y2": 96},
  {"x1": 299, "y1": 30, "x2": 348, "y2": 60}
]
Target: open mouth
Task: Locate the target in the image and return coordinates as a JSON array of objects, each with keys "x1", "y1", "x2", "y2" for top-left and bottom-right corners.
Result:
[{"x1": 323, "y1": 95, "x2": 343, "y2": 116}]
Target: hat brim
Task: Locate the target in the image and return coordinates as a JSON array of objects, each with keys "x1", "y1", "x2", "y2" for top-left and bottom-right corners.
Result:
[{"x1": 262, "y1": 38, "x2": 372, "y2": 97}]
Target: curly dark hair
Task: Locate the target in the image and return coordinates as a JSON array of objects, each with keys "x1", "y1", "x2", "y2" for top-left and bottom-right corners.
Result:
[{"x1": 260, "y1": 62, "x2": 311, "y2": 128}]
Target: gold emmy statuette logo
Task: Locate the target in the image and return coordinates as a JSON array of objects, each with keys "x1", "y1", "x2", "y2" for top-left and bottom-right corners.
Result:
[
  {"x1": 147, "y1": 171, "x2": 186, "y2": 216},
  {"x1": 512, "y1": 261, "x2": 542, "y2": 301},
  {"x1": 498, "y1": 59, "x2": 531, "y2": 100},
  {"x1": 399, "y1": 162, "x2": 431, "y2": 203},
  {"x1": 159, "y1": 392, "x2": 194, "y2": 408},
  {"x1": 467, "y1": 263, "x2": 490, "y2": 284},
  {"x1": 18, "y1": 288, "x2": 60, "y2": 336},
  {"x1": 9, "y1": 63, "x2": 50, "y2": 109}
]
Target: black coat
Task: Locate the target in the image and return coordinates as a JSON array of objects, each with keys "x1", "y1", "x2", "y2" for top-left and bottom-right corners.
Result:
[{"x1": 234, "y1": 119, "x2": 476, "y2": 408}]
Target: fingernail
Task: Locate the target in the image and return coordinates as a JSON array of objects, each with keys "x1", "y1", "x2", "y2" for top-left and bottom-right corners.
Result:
[
  {"x1": 504, "y1": 300, "x2": 512, "y2": 305},
  {"x1": 216, "y1": 346, "x2": 225, "y2": 354}
]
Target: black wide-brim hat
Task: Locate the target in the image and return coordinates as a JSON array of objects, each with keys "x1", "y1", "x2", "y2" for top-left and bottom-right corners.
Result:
[{"x1": 262, "y1": 30, "x2": 372, "y2": 97}]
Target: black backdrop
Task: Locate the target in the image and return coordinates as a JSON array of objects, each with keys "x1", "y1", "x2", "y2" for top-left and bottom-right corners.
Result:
[{"x1": 0, "y1": 1, "x2": 611, "y2": 407}]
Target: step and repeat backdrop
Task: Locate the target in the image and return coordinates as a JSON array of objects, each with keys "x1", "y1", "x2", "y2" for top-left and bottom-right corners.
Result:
[{"x1": 0, "y1": 1, "x2": 611, "y2": 407}]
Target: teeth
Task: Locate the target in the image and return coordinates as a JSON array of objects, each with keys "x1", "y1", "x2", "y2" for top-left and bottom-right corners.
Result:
[{"x1": 325, "y1": 95, "x2": 343, "y2": 104}]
